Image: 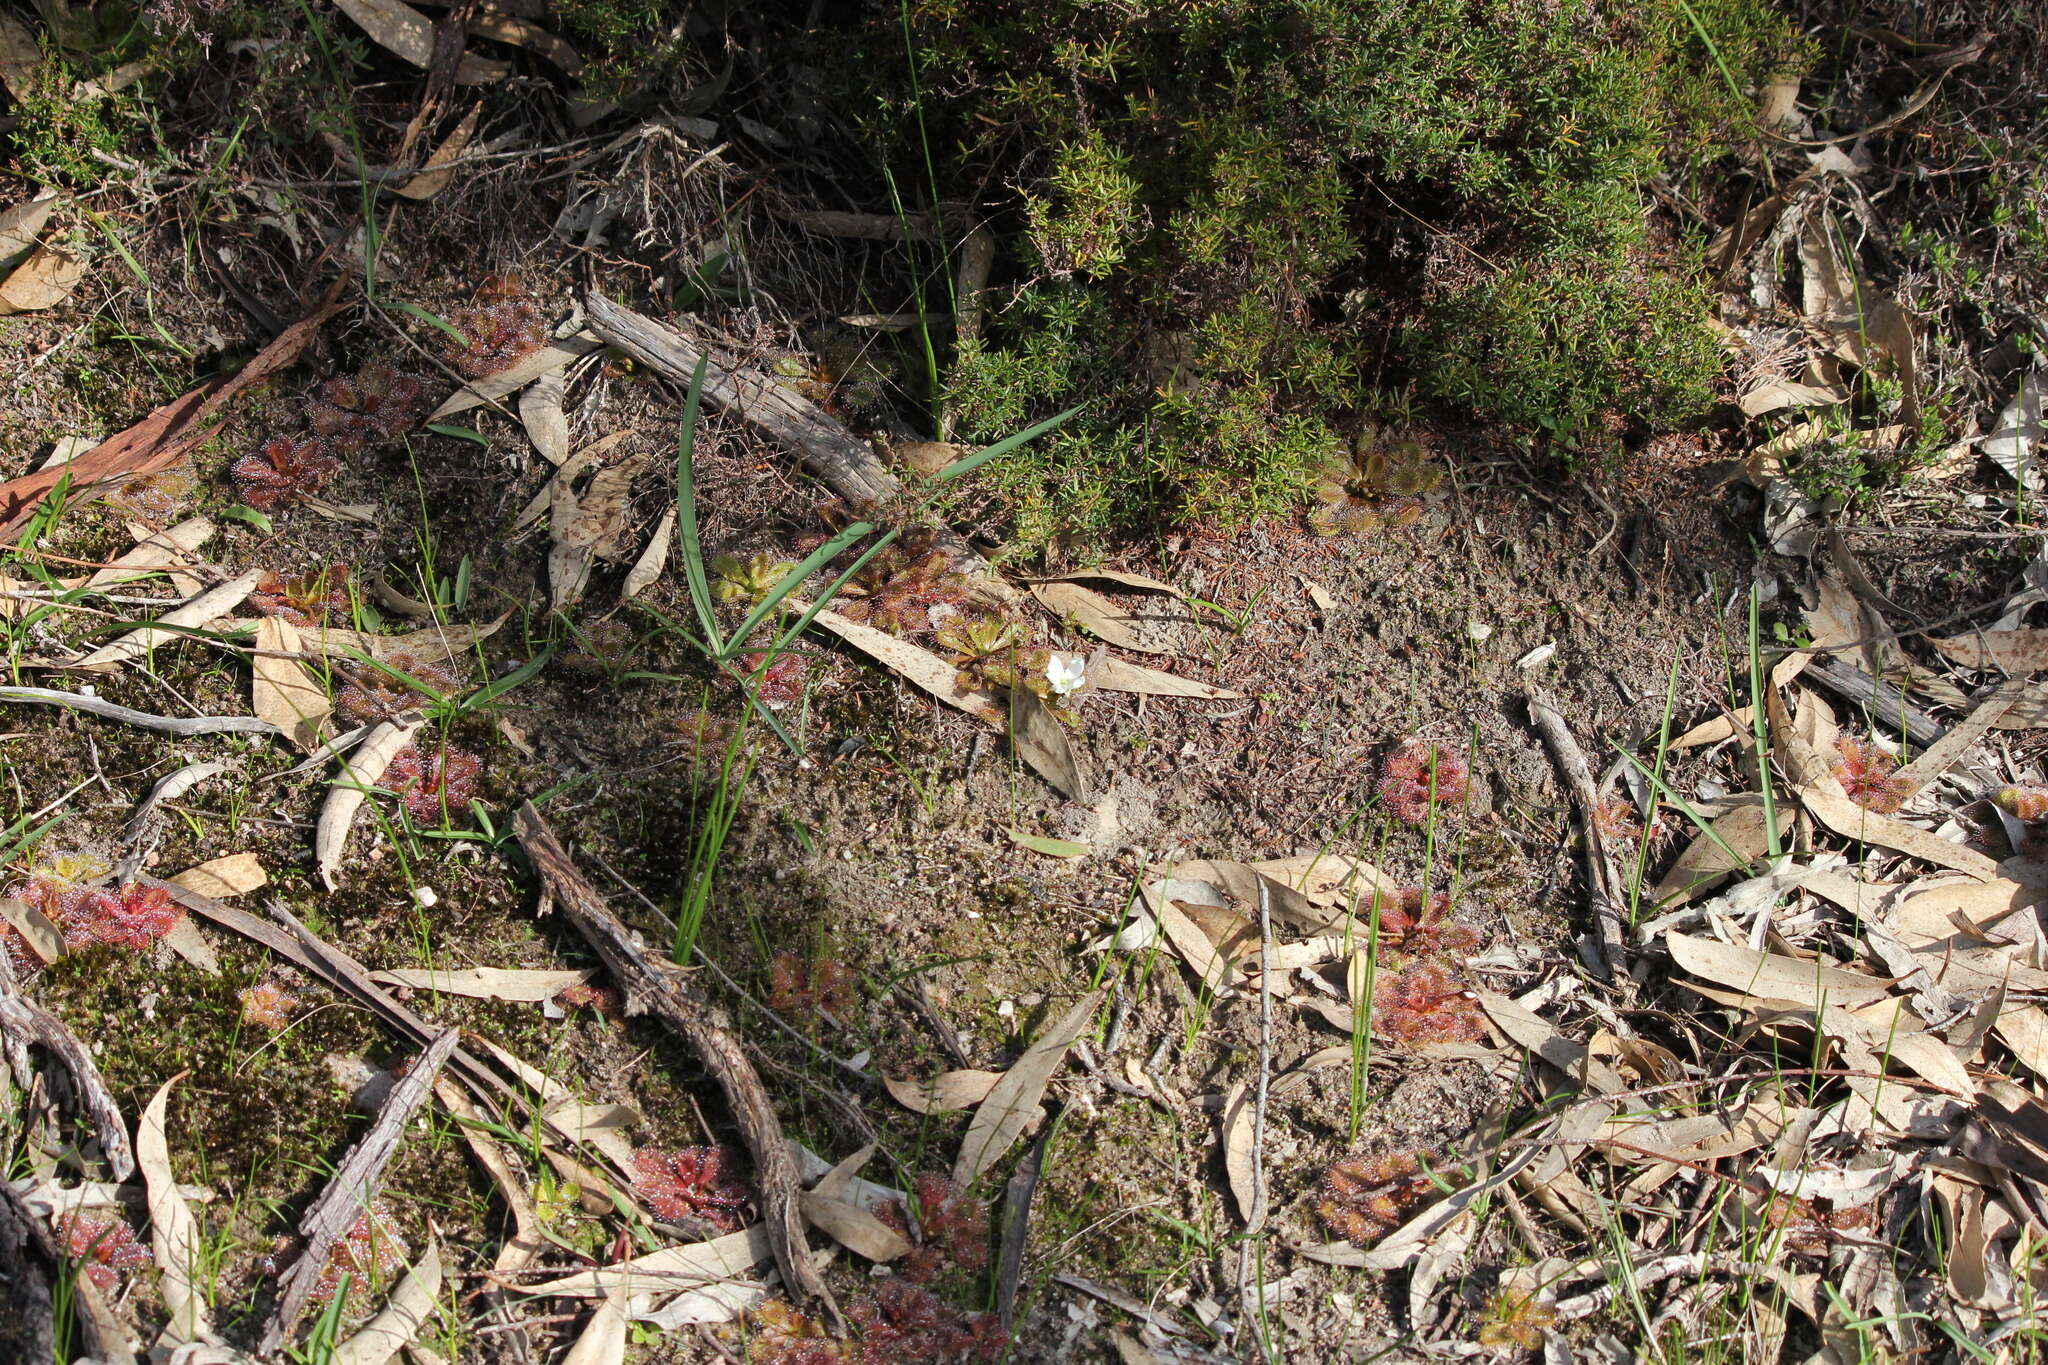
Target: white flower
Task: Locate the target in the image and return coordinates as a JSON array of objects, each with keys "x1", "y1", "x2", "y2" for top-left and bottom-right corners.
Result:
[{"x1": 1045, "y1": 653, "x2": 1088, "y2": 697}]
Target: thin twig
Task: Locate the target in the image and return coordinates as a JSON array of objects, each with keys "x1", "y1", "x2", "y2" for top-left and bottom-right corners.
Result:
[
  {"x1": 513, "y1": 803, "x2": 836, "y2": 1320},
  {"x1": 0, "y1": 686, "x2": 281, "y2": 737},
  {"x1": 1526, "y1": 686, "x2": 1627, "y2": 983},
  {"x1": 1236, "y1": 877, "x2": 1276, "y2": 1364}
]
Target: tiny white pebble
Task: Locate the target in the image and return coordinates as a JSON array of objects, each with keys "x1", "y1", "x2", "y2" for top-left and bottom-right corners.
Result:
[
  {"x1": 414, "y1": 886, "x2": 439, "y2": 907},
  {"x1": 996, "y1": 999, "x2": 1015, "y2": 1019}
]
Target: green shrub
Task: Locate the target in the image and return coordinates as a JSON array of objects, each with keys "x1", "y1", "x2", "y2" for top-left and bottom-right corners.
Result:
[{"x1": 847, "y1": 0, "x2": 1805, "y2": 548}]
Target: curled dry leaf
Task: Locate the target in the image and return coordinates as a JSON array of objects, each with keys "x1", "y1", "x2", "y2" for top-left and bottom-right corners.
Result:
[
  {"x1": 1795, "y1": 782, "x2": 1999, "y2": 879},
  {"x1": 0, "y1": 11, "x2": 34, "y2": 101},
  {"x1": 82, "y1": 515, "x2": 216, "y2": 593},
  {"x1": 1764, "y1": 684, "x2": 1839, "y2": 791},
  {"x1": 472, "y1": 1035, "x2": 642, "y2": 1169},
  {"x1": 803, "y1": 605, "x2": 1002, "y2": 727},
  {"x1": 0, "y1": 895, "x2": 65, "y2": 965},
  {"x1": 1138, "y1": 878, "x2": 1238, "y2": 992},
  {"x1": 253, "y1": 616, "x2": 332, "y2": 753},
  {"x1": 330, "y1": 1240, "x2": 443, "y2": 1365},
  {"x1": 1994, "y1": 1006, "x2": 2048, "y2": 1086},
  {"x1": 1934, "y1": 629, "x2": 2048, "y2": 674},
  {"x1": 1031, "y1": 580, "x2": 1170, "y2": 654},
  {"x1": 1472, "y1": 991, "x2": 1621, "y2": 1093},
  {"x1": 1220, "y1": 1082, "x2": 1264, "y2": 1231},
  {"x1": 795, "y1": 1140, "x2": 906, "y2": 1213},
  {"x1": 389, "y1": 105, "x2": 481, "y2": 202},
  {"x1": 169, "y1": 853, "x2": 267, "y2": 900},
  {"x1": 1169, "y1": 859, "x2": 1324, "y2": 932},
  {"x1": 551, "y1": 451, "x2": 652, "y2": 609},
  {"x1": 0, "y1": 244, "x2": 88, "y2": 315},
  {"x1": 1664, "y1": 931, "x2": 1895, "y2": 1008},
  {"x1": 0, "y1": 194, "x2": 58, "y2": 269},
  {"x1": 1037, "y1": 568, "x2": 1181, "y2": 595},
  {"x1": 1984, "y1": 375, "x2": 2045, "y2": 486},
  {"x1": 1651, "y1": 801, "x2": 1773, "y2": 906},
  {"x1": 429, "y1": 333, "x2": 604, "y2": 422},
  {"x1": 1009, "y1": 684, "x2": 1091, "y2": 803},
  {"x1": 369, "y1": 967, "x2": 595, "y2": 1002},
  {"x1": 139, "y1": 1076, "x2": 212, "y2": 1345},
  {"x1": 465, "y1": 12, "x2": 583, "y2": 73},
  {"x1": 954, "y1": 988, "x2": 1104, "y2": 1185},
  {"x1": 315, "y1": 714, "x2": 424, "y2": 891},
  {"x1": 1246, "y1": 852, "x2": 1399, "y2": 907},
  {"x1": 518, "y1": 370, "x2": 570, "y2": 466},
  {"x1": 1739, "y1": 378, "x2": 1851, "y2": 418},
  {"x1": 1893, "y1": 878, "x2": 2046, "y2": 944},
  {"x1": 798, "y1": 1192, "x2": 912, "y2": 1262},
  {"x1": 619, "y1": 507, "x2": 674, "y2": 604},
  {"x1": 70, "y1": 570, "x2": 262, "y2": 672},
  {"x1": 296, "y1": 614, "x2": 506, "y2": 669},
  {"x1": 332, "y1": 0, "x2": 509, "y2": 82},
  {"x1": 516, "y1": 1225, "x2": 770, "y2": 1298},
  {"x1": 1594, "y1": 1106, "x2": 1778, "y2": 1170},
  {"x1": 1300, "y1": 575, "x2": 1337, "y2": 617},
  {"x1": 558, "y1": 1285, "x2": 628, "y2": 1365},
  {"x1": 1086, "y1": 655, "x2": 1244, "y2": 699},
  {"x1": 881, "y1": 1069, "x2": 1003, "y2": 1115}
]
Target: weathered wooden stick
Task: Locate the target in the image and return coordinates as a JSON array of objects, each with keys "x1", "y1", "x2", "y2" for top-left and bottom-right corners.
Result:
[
  {"x1": 1526, "y1": 687, "x2": 1627, "y2": 984},
  {"x1": 585, "y1": 292, "x2": 897, "y2": 506},
  {"x1": 258, "y1": 1028, "x2": 459, "y2": 1355},
  {"x1": 1801, "y1": 654, "x2": 1946, "y2": 751},
  {"x1": 513, "y1": 802, "x2": 834, "y2": 1315},
  {"x1": 0, "y1": 686, "x2": 282, "y2": 738}
]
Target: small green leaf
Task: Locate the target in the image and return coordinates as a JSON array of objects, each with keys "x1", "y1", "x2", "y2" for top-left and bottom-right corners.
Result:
[
  {"x1": 427, "y1": 424, "x2": 491, "y2": 448},
  {"x1": 389, "y1": 300, "x2": 469, "y2": 345},
  {"x1": 1008, "y1": 829, "x2": 1089, "y2": 859},
  {"x1": 220, "y1": 504, "x2": 274, "y2": 534}
]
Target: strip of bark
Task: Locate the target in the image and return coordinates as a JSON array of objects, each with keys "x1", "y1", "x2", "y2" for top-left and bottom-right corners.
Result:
[
  {"x1": 1526, "y1": 687, "x2": 1627, "y2": 984},
  {"x1": 513, "y1": 802, "x2": 833, "y2": 1315},
  {"x1": 0, "y1": 282, "x2": 349, "y2": 539},
  {"x1": 0, "y1": 1177, "x2": 56, "y2": 1362},
  {"x1": 257, "y1": 1027, "x2": 459, "y2": 1355},
  {"x1": 0, "y1": 952, "x2": 135, "y2": 1180},
  {"x1": 995, "y1": 1125, "x2": 1050, "y2": 1333}
]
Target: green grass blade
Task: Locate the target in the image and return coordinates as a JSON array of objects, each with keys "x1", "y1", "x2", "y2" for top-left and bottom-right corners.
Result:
[
  {"x1": 931, "y1": 403, "x2": 1084, "y2": 484},
  {"x1": 671, "y1": 357, "x2": 724, "y2": 652},
  {"x1": 723, "y1": 520, "x2": 875, "y2": 653},
  {"x1": 0, "y1": 808, "x2": 67, "y2": 866},
  {"x1": 387, "y1": 299, "x2": 468, "y2": 346},
  {"x1": 460, "y1": 644, "x2": 555, "y2": 712},
  {"x1": 338, "y1": 648, "x2": 452, "y2": 708}
]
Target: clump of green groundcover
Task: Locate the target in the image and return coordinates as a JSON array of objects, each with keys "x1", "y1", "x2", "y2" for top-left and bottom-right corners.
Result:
[{"x1": 851, "y1": 0, "x2": 1804, "y2": 547}]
